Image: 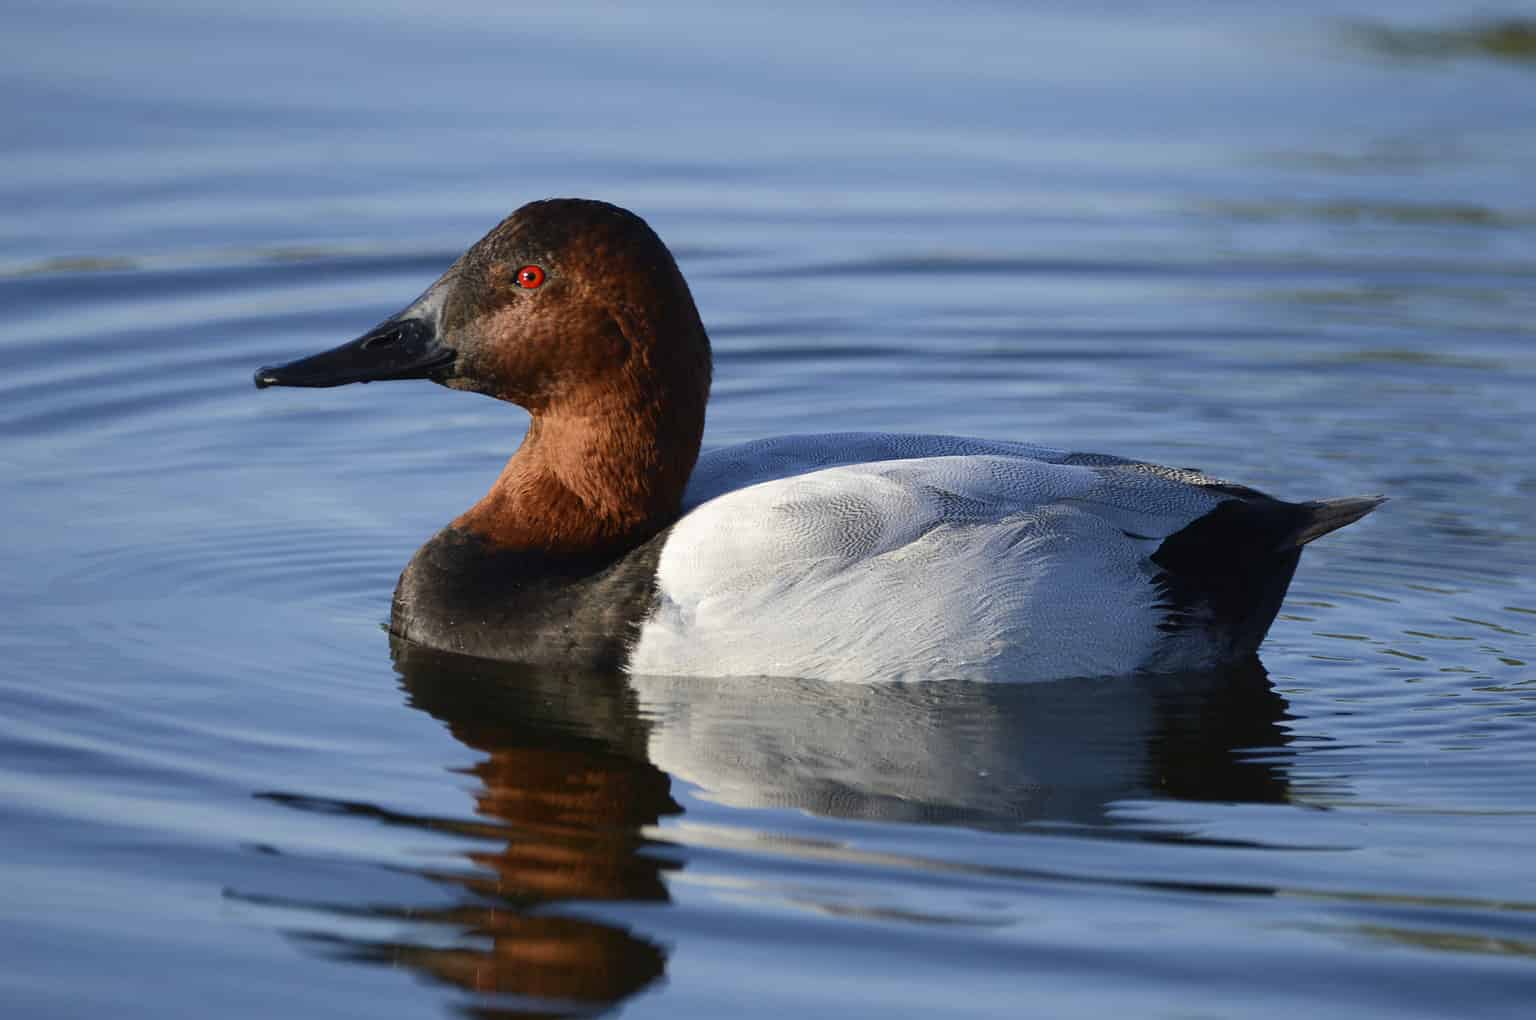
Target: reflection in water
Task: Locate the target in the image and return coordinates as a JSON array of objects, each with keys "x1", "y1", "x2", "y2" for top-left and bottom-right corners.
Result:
[
  {"x1": 393, "y1": 643, "x2": 677, "y2": 1012},
  {"x1": 261, "y1": 648, "x2": 1292, "y2": 1015},
  {"x1": 635, "y1": 658, "x2": 1291, "y2": 833},
  {"x1": 264, "y1": 641, "x2": 680, "y2": 1017}
]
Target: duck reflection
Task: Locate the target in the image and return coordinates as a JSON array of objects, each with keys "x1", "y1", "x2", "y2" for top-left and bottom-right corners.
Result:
[
  {"x1": 631, "y1": 656, "x2": 1289, "y2": 832},
  {"x1": 381, "y1": 638, "x2": 678, "y2": 1014},
  {"x1": 267, "y1": 646, "x2": 1290, "y2": 1016}
]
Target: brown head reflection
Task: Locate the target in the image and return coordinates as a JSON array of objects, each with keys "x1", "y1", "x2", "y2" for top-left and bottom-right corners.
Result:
[{"x1": 393, "y1": 638, "x2": 679, "y2": 1011}]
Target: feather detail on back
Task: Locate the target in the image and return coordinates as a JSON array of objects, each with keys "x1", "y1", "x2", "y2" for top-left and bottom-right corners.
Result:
[{"x1": 628, "y1": 433, "x2": 1319, "y2": 683}]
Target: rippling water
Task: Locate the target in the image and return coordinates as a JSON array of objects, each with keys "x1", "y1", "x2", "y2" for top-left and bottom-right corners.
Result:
[{"x1": 4, "y1": 2, "x2": 1536, "y2": 1017}]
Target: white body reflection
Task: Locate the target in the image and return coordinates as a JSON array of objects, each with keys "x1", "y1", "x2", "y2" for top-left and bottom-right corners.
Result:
[{"x1": 632, "y1": 662, "x2": 1288, "y2": 831}]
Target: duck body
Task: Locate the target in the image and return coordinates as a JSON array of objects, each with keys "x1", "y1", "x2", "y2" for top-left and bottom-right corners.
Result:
[
  {"x1": 639, "y1": 433, "x2": 1283, "y2": 682},
  {"x1": 257, "y1": 199, "x2": 1381, "y2": 683},
  {"x1": 395, "y1": 431, "x2": 1379, "y2": 683}
]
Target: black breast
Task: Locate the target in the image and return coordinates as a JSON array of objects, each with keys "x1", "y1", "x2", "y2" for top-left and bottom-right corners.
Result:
[{"x1": 390, "y1": 527, "x2": 669, "y2": 669}]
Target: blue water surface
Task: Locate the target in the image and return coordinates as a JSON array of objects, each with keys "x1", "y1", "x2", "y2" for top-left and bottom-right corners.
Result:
[{"x1": 3, "y1": 2, "x2": 1536, "y2": 1017}]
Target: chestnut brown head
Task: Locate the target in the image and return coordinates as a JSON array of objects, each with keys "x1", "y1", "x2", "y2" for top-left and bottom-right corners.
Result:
[{"x1": 254, "y1": 199, "x2": 712, "y2": 421}]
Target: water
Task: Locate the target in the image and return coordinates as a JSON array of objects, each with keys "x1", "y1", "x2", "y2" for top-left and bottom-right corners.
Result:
[{"x1": 4, "y1": 1, "x2": 1536, "y2": 1016}]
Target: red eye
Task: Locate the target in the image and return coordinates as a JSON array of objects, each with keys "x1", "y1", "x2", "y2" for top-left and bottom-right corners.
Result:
[{"x1": 516, "y1": 265, "x2": 546, "y2": 289}]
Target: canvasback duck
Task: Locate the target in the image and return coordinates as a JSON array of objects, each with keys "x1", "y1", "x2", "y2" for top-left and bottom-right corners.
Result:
[{"x1": 254, "y1": 199, "x2": 1382, "y2": 683}]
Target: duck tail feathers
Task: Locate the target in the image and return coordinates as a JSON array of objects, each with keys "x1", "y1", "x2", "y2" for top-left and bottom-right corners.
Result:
[{"x1": 1283, "y1": 495, "x2": 1386, "y2": 550}]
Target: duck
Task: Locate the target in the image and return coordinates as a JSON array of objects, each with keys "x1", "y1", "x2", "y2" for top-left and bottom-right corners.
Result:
[{"x1": 254, "y1": 198, "x2": 1382, "y2": 683}]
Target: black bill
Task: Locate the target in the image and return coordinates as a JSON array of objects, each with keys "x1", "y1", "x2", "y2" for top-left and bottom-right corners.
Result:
[{"x1": 253, "y1": 316, "x2": 453, "y2": 389}]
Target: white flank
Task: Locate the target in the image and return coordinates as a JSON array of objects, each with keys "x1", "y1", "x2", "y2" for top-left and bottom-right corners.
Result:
[{"x1": 627, "y1": 433, "x2": 1233, "y2": 683}]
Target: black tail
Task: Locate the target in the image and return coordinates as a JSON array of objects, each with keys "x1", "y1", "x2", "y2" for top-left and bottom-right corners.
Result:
[
  {"x1": 1282, "y1": 495, "x2": 1387, "y2": 550},
  {"x1": 1152, "y1": 492, "x2": 1384, "y2": 658}
]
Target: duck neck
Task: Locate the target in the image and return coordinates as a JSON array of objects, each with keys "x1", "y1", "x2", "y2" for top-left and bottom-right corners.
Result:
[{"x1": 453, "y1": 388, "x2": 704, "y2": 557}]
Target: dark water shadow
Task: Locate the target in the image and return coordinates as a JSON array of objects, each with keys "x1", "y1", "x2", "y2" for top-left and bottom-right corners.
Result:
[
  {"x1": 1344, "y1": 18, "x2": 1536, "y2": 68},
  {"x1": 254, "y1": 649, "x2": 1295, "y2": 1015}
]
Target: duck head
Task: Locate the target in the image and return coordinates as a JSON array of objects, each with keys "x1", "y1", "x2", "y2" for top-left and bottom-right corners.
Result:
[
  {"x1": 255, "y1": 199, "x2": 712, "y2": 550},
  {"x1": 255, "y1": 198, "x2": 710, "y2": 409}
]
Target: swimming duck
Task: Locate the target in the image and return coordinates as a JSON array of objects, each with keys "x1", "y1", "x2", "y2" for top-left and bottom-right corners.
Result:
[{"x1": 254, "y1": 199, "x2": 1381, "y2": 683}]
